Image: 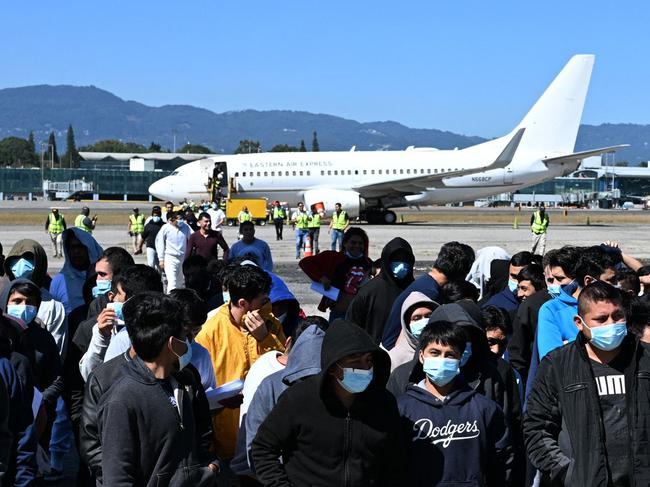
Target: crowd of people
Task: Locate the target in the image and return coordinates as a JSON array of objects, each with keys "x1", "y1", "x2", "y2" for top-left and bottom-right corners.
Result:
[{"x1": 2, "y1": 200, "x2": 650, "y2": 487}]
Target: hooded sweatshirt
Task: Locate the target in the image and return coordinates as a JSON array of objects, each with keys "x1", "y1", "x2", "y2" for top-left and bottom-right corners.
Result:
[
  {"x1": 50, "y1": 228, "x2": 103, "y2": 314},
  {"x1": 387, "y1": 302, "x2": 524, "y2": 486},
  {"x1": 98, "y1": 355, "x2": 216, "y2": 487},
  {"x1": 0, "y1": 279, "x2": 63, "y2": 407},
  {"x1": 467, "y1": 247, "x2": 511, "y2": 300},
  {"x1": 388, "y1": 291, "x2": 437, "y2": 371},
  {"x1": 536, "y1": 287, "x2": 578, "y2": 360},
  {"x1": 398, "y1": 381, "x2": 510, "y2": 487},
  {"x1": 346, "y1": 237, "x2": 415, "y2": 344},
  {"x1": 4, "y1": 239, "x2": 68, "y2": 355},
  {"x1": 231, "y1": 324, "x2": 325, "y2": 476},
  {"x1": 268, "y1": 271, "x2": 300, "y2": 337},
  {"x1": 252, "y1": 320, "x2": 406, "y2": 487}
]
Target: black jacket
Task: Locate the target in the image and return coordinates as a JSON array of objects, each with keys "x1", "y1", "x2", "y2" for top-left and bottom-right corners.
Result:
[
  {"x1": 98, "y1": 355, "x2": 216, "y2": 487},
  {"x1": 252, "y1": 319, "x2": 406, "y2": 487},
  {"x1": 346, "y1": 237, "x2": 415, "y2": 344},
  {"x1": 524, "y1": 334, "x2": 650, "y2": 486},
  {"x1": 507, "y1": 290, "x2": 552, "y2": 382}
]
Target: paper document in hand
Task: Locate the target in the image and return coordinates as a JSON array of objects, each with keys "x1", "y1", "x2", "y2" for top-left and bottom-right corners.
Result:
[
  {"x1": 205, "y1": 378, "x2": 245, "y2": 410},
  {"x1": 310, "y1": 281, "x2": 340, "y2": 301}
]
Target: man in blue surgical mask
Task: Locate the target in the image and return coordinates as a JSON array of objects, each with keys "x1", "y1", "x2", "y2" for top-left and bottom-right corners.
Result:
[
  {"x1": 524, "y1": 281, "x2": 650, "y2": 486},
  {"x1": 397, "y1": 320, "x2": 511, "y2": 486},
  {"x1": 252, "y1": 319, "x2": 406, "y2": 486}
]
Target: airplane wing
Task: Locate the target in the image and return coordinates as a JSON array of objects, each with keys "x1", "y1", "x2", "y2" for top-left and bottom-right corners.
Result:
[
  {"x1": 542, "y1": 144, "x2": 629, "y2": 166},
  {"x1": 353, "y1": 128, "x2": 525, "y2": 196}
]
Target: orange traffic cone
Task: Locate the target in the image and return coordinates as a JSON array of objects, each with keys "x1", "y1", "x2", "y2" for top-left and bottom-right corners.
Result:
[{"x1": 304, "y1": 233, "x2": 313, "y2": 257}]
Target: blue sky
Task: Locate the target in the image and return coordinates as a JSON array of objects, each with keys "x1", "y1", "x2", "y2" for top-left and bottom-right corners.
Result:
[{"x1": 2, "y1": 0, "x2": 648, "y2": 137}]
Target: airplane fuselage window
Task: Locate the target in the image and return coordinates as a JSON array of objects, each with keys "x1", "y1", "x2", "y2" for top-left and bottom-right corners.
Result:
[
  {"x1": 355, "y1": 170, "x2": 359, "y2": 175},
  {"x1": 299, "y1": 171, "x2": 303, "y2": 176},
  {"x1": 371, "y1": 170, "x2": 375, "y2": 175},
  {"x1": 264, "y1": 171, "x2": 268, "y2": 177},
  {"x1": 363, "y1": 170, "x2": 367, "y2": 175},
  {"x1": 400, "y1": 169, "x2": 404, "y2": 174}
]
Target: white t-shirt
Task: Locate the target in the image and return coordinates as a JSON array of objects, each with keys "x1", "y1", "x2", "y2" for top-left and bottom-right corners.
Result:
[
  {"x1": 239, "y1": 350, "x2": 285, "y2": 424},
  {"x1": 207, "y1": 208, "x2": 226, "y2": 231}
]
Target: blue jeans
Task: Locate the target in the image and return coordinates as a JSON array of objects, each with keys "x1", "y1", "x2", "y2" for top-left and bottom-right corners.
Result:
[
  {"x1": 331, "y1": 229, "x2": 344, "y2": 251},
  {"x1": 295, "y1": 229, "x2": 309, "y2": 258}
]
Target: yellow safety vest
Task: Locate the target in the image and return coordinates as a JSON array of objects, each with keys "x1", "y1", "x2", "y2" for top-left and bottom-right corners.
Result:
[
  {"x1": 129, "y1": 214, "x2": 145, "y2": 233},
  {"x1": 331, "y1": 210, "x2": 348, "y2": 230},
  {"x1": 531, "y1": 211, "x2": 549, "y2": 234},
  {"x1": 295, "y1": 211, "x2": 309, "y2": 230},
  {"x1": 75, "y1": 214, "x2": 93, "y2": 233},
  {"x1": 273, "y1": 207, "x2": 285, "y2": 219},
  {"x1": 238, "y1": 211, "x2": 252, "y2": 223},
  {"x1": 48, "y1": 213, "x2": 64, "y2": 234},
  {"x1": 308, "y1": 213, "x2": 321, "y2": 228}
]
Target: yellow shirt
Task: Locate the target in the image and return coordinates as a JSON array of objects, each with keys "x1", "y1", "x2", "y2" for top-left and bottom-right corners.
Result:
[{"x1": 195, "y1": 303, "x2": 286, "y2": 459}]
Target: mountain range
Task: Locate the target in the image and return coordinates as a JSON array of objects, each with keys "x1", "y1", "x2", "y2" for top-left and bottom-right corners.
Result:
[{"x1": 0, "y1": 85, "x2": 648, "y2": 164}]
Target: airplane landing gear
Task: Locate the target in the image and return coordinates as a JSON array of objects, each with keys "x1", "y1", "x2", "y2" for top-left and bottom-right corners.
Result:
[{"x1": 363, "y1": 209, "x2": 398, "y2": 224}]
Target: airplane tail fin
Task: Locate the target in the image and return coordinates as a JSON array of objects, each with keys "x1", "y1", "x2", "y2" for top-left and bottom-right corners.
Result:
[{"x1": 514, "y1": 54, "x2": 594, "y2": 158}]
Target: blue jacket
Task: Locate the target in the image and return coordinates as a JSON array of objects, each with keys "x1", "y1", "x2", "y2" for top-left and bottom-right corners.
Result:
[
  {"x1": 50, "y1": 228, "x2": 103, "y2": 314},
  {"x1": 482, "y1": 287, "x2": 520, "y2": 312},
  {"x1": 382, "y1": 274, "x2": 441, "y2": 349},
  {"x1": 536, "y1": 288, "x2": 578, "y2": 360},
  {"x1": 232, "y1": 324, "x2": 325, "y2": 477},
  {"x1": 0, "y1": 356, "x2": 36, "y2": 487},
  {"x1": 398, "y1": 381, "x2": 511, "y2": 487}
]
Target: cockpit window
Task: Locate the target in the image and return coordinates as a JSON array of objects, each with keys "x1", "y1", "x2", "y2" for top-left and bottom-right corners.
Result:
[{"x1": 171, "y1": 171, "x2": 179, "y2": 176}]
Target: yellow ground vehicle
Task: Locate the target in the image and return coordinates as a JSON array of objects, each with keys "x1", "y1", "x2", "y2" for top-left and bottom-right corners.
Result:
[{"x1": 225, "y1": 198, "x2": 268, "y2": 226}]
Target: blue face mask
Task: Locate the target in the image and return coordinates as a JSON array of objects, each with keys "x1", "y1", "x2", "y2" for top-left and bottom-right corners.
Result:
[
  {"x1": 109, "y1": 302, "x2": 125, "y2": 324},
  {"x1": 409, "y1": 318, "x2": 429, "y2": 340},
  {"x1": 7, "y1": 304, "x2": 38, "y2": 326},
  {"x1": 561, "y1": 280, "x2": 579, "y2": 295},
  {"x1": 92, "y1": 279, "x2": 112, "y2": 298},
  {"x1": 390, "y1": 261, "x2": 411, "y2": 279},
  {"x1": 547, "y1": 284, "x2": 561, "y2": 298},
  {"x1": 508, "y1": 279, "x2": 518, "y2": 293},
  {"x1": 580, "y1": 318, "x2": 627, "y2": 351},
  {"x1": 11, "y1": 258, "x2": 35, "y2": 280},
  {"x1": 337, "y1": 366, "x2": 373, "y2": 393},
  {"x1": 172, "y1": 337, "x2": 193, "y2": 370},
  {"x1": 345, "y1": 251, "x2": 363, "y2": 260},
  {"x1": 460, "y1": 342, "x2": 472, "y2": 367},
  {"x1": 222, "y1": 291, "x2": 230, "y2": 304},
  {"x1": 152, "y1": 216, "x2": 161, "y2": 223},
  {"x1": 423, "y1": 357, "x2": 460, "y2": 386}
]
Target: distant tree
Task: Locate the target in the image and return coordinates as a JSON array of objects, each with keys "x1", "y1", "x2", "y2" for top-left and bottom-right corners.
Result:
[
  {"x1": 182, "y1": 143, "x2": 213, "y2": 154},
  {"x1": 641, "y1": 161, "x2": 649, "y2": 168},
  {"x1": 299, "y1": 139, "x2": 307, "y2": 152},
  {"x1": 311, "y1": 131, "x2": 320, "y2": 152},
  {"x1": 63, "y1": 124, "x2": 81, "y2": 168},
  {"x1": 148, "y1": 142, "x2": 162, "y2": 152},
  {"x1": 78, "y1": 139, "x2": 147, "y2": 153},
  {"x1": 48, "y1": 131, "x2": 60, "y2": 165},
  {"x1": 27, "y1": 131, "x2": 35, "y2": 155},
  {"x1": 0, "y1": 137, "x2": 38, "y2": 167},
  {"x1": 270, "y1": 144, "x2": 300, "y2": 152},
  {"x1": 614, "y1": 161, "x2": 629, "y2": 167},
  {"x1": 234, "y1": 139, "x2": 261, "y2": 154}
]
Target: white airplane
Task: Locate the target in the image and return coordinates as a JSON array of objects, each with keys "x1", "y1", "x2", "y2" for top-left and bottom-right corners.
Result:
[{"x1": 149, "y1": 54, "x2": 626, "y2": 223}]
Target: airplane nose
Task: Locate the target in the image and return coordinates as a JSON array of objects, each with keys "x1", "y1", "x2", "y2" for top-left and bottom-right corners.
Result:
[{"x1": 149, "y1": 177, "x2": 172, "y2": 200}]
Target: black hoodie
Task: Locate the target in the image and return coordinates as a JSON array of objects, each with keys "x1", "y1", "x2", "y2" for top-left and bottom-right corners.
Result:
[
  {"x1": 252, "y1": 319, "x2": 406, "y2": 487},
  {"x1": 387, "y1": 301, "x2": 524, "y2": 486},
  {"x1": 0, "y1": 279, "x2": 63, "y2": 408},
  {"x1": 98, "y1": 355, "x2": 216, "y2": 487},
  {"x1": 398, "y1": 382, "x2": 511, "y2": 486},
  {"x1": 346, "y1": 237, "x2": 415, "y2": 343}
]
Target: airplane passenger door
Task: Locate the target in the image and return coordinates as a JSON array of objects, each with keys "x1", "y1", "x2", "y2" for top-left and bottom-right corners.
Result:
[
  {"x1": 211, "y1": 161, "x2": 229, "y2": 200},
  {"x1": 504, "y1": 168, "x2": 514, "y2": 185}
]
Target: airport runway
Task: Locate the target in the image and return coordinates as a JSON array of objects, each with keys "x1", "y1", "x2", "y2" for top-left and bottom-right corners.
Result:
[{"x1": 1, "y1": 207, "x2": 647, "y2": 316}]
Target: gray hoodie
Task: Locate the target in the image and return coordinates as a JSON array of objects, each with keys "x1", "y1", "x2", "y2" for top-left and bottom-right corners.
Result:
[
  {"x1": 233, "y1": 324, "x2": 325, "y2": 476},
  {"x1": 388, "y1": 291, "x2": 438, "y2": 371}
]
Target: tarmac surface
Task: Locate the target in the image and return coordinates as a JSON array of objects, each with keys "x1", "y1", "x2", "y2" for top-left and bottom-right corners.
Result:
[{"x1": 1, "y1": 200, "x2": 648, "y2": 317}]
